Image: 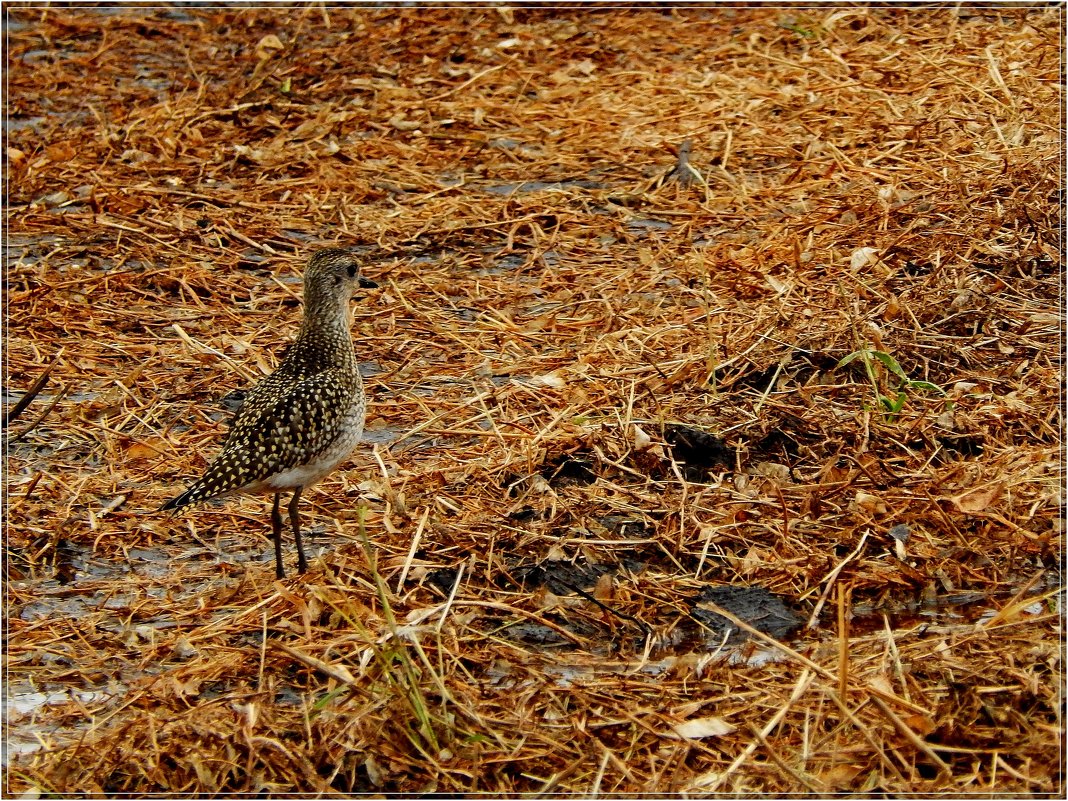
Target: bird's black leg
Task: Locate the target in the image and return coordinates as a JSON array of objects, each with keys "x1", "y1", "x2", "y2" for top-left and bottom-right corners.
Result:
[
  {"x1": 271, "y1": 493, "x2": 286, "y2": 579},
  {"x1": 289, "y1": 487, "x2": 308, "y2": 574}
]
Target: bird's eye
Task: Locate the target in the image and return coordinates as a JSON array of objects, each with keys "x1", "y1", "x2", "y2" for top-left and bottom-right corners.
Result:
[{"x1": 346, "y1": 263, "x2": 358, "y2": 278}]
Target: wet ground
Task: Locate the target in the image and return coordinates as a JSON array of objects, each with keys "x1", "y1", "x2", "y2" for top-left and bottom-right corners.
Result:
[{"x1": 5, "y1": 519, "x2": 1055, "y2": 769}]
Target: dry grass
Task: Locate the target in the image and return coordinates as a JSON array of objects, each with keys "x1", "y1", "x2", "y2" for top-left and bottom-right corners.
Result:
[{"x1": 4, "y1": 5, "x2": 1063, "y2": 796}]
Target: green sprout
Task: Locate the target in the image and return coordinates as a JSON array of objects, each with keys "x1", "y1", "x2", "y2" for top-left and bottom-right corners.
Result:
[
  {"x1": 779, "y1": 18, "x2": 821, "y2": 38},
  {"x1": 837, "y1": 348, "x2": 945, "y2": 421}
]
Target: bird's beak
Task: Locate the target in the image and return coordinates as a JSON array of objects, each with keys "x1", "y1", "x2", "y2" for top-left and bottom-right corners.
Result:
[{"x1": 358, "y1": 276, "x2": 378, "y2": 289}]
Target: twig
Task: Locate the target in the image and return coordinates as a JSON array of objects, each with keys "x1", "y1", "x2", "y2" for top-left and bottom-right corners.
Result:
[
  {"x1": 10, "y1": 382, "x2": 69, "y2": 443},
  {"x1": 556, "y1": 577, "x2": 652, "y2": 638},
  {"x1": 273, "y1": 641, "x2": 357, "y2": 685},
  {"x1": 705, "y1": 668, "x2": 815, "y2": 792},
  {"x1": 3, "y1": 349, "x2": 63, "y2": 427},
  {"x1": 806, "y1": 530, "x2": 870, "y2": 629},
  {"x1": 870, "y1": 694, "x2": 952, "y2": 780},
  {"x1": 747, "y1": 721, "x2": 824, "y2": 792}
]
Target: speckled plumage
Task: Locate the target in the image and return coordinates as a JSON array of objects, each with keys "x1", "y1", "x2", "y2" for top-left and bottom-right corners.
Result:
[{"x1": 160, "y1": 248, "x2": 376, "y2": 578}]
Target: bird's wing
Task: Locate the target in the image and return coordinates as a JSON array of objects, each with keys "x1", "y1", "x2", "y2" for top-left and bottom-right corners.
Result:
[{"x1": 164, "y1": 369, "x2": 357, "y2": 508}]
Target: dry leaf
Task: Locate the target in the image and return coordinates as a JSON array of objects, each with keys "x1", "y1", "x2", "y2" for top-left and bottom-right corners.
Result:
[
  {"x1": 389, "y1": 114, "x2": 422, "y2": 131},
  {"x1": 45, "y1": 141, "x2": 76, "y2": 163},
  {"x1": 1028, "y1": 312, "x2": 1060, "y2": 324},
  {"x1": 867, "y1": 673, "x2": 894, "y2": 695},
  {"x1": 820, "y1": 764, "x2": 864, "y2": 789},
  {"x1": 125, "y1": 439, "x2": 167, "y2": 461},
  {"x1": 765, "y1": 273, "x2": 792, "y2": 294},
  {"x1": 170, "y1": 636, "x2": 198, "y2": 659},
  {"x1": 883, "y1": 294, "x2": 901, "y2": 320},
  {"x1": 632, "y1": 424, "x2": 653, "y2": 451},
  {"x1": 904, "y1": 714, "x2": 936, "y2": 736},
  {"x1": 753, "y1": 461, "x2": 791, "y2": 483},
  {"x1": 535, "y1": 586, "x2": 562, "y2": 610},
  {"x1": 854, "y1": 491, "x2": 888, "y2": 515},
  {"x1": 951, "y1": 484, "x2": 1002, "y2": 513},
  {"x1": 255, "y1": 34, "x2": 284, "y2": 61},
  {"x1": 169, "y1": 675, "x2": 203, "y2": 699},
  {"x1": 363, "y1": 754, "x2": 384, "y2": 788},
  {"x1": 593, "y1": 572, "x2": 614, "y2": 602},
  {"x1": 850, "y1": 246, "x2": 881, "y2": 270},
  {"x1": 532, "y1": 371, "x2": 565, "y2": 389},
  {"x1": 666, "y1": 716, "x2": 736, "y2": 739}
]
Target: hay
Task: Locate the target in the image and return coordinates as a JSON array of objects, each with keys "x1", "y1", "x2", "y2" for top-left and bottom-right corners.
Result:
[{"x1": 4, "y1": 5, "x2": 1063, "y2": 796}]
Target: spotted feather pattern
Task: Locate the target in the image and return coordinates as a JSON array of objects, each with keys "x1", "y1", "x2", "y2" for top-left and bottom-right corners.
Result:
[{"x1": 160, "y1": 249, "x2": 368, "y2": 511}]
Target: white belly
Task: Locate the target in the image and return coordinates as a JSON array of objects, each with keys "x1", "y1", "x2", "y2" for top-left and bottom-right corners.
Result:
[{"x1": 261, "y1": 408, "x2": 365, "y2": 491}]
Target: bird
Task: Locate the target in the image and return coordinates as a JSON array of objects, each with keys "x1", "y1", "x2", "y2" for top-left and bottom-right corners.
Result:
[{"x1": 160, "y1": 248, "x2": 377, "y2": 579}]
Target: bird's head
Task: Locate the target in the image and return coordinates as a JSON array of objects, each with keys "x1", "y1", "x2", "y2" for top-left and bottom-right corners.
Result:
[{"x1": 302, "y1": 248, "x2": 378, "y2": 317}]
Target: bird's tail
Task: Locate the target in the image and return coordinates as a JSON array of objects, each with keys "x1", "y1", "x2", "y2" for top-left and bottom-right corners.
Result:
[{"x1": 158, "y1": 482, "x2": 209, "y2": 512}]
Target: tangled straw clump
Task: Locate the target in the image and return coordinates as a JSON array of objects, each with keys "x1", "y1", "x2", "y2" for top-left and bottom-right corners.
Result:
[{"x1": 4, "y1": 6, "x2": 1063, "y2": 795}]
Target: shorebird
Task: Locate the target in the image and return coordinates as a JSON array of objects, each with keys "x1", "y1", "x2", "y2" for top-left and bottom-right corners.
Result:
[{"x1": 160, "y1": 248, "x2": 377, "y2": 578}]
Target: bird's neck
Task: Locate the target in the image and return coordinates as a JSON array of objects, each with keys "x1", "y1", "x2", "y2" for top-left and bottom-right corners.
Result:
[
  {"x1": 299, "y1": 293, "x2": 351, "y2": 337},
  {"x1": 288, "y1": 298, "x2": 356, "y2": 369}
]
